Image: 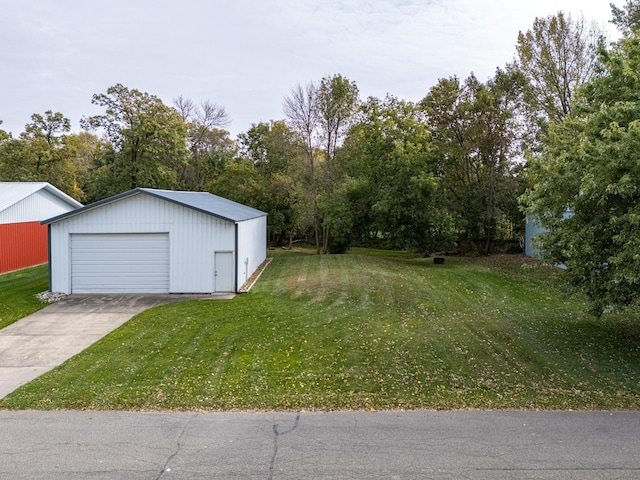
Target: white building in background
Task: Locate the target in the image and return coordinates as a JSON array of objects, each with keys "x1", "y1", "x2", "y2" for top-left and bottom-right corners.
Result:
[{"x1": 0, "y1": 182, "x2": 82, "y2": 273}]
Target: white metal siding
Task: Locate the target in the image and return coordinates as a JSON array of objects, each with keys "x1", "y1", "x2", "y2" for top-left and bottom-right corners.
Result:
[
  {"x1": 524, "y1": 217, "x2": 546, "y2": 258},
  {"x1": 71, "y1": 233, "x2": 169, "y2": 293},
  {"x1": 0, "y1": 190, "x2": 79, "y2": 224},
  {"x1": 524, "y1": 212, "x2": 571, "y2": 269},
  {"x1": 236, "y1": 215, "x2": 267, "y2": 290},
  {"x1": 49, "y1": 193, "x2": 236, "y2": 294}
]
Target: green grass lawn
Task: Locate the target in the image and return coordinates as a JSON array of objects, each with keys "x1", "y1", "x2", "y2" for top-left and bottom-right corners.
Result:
[
  {"x1": 0, "y1": 264, "x2": 49, "y2": 330},
  {"x1": 2, "y1": 249, "x2": 639, "y2": 411}
]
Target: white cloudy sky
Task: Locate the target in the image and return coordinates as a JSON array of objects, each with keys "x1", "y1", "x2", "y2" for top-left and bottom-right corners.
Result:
[{"x1": 0, "y1": 0, "x2": 619, "y2": 138}]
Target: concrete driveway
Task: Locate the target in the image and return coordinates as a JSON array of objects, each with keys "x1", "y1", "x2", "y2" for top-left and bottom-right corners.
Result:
[{"x1": 0, "y1": 293, "x2": 233, "y2": 399}]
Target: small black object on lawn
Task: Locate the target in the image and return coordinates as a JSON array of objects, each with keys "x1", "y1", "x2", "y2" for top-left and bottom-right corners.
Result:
[{"x1": 434, "y1": 257, "x2": 445, "y2": 264}]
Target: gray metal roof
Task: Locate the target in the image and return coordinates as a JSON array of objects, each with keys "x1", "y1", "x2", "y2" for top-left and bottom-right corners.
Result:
[
  {"x1": 140, "y1": 188, "x2": 266, "y2": 222},
  {"x1": 0, "y1": 182, "x2": 82, "y2": 213},
  {"x1": 43, "y1": 188, "x2": 267, "y2": 224}
]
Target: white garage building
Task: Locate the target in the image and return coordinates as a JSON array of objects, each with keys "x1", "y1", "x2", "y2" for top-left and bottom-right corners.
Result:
[{"x1": 44, "y1": 188, "x2": 267, "y2": 294}]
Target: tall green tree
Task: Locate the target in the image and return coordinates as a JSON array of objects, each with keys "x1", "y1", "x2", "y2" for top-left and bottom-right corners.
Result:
[
  {"x1": 524, "y1": 33, "x2": 640, "y2": 316},
  {"x1": 0, "y1": 137, "x2": 30, "y2": 181},
  {"x1": 174, "y1": 96, "x2": 233, "y2": 190},
  {"x1": 342, "y1": 96, "x2": 454, "y2": 252},
  {"x1": 63, "y1": 132, "x2": 109, "y2": 202},
  {"x1": 283, "y1": 74, "x2": 359, "y2": 253},
  {"x1": 81, "y1": 84, "x2": 188, "y2": 199},
  {"x1": 208, "y1": 158, "x2": 261, "y2": 208},
  {"x1": 237, "y1": 121, "x2": 304, "y2": 246},
  {"x1": 315, "y1": 74, "x2": 359, "y2": 253},
  {"x1": 283, "y1": 82, "x2": 321, "y2": 251},
  {"x1": 514, "y1": 12, "x2": 604, "y2": 146},
  {"x1": 20, "y1": 111, "x2": 71, "y2": 179},
  {"x1": 610, "y1": 0, "x2": 640, "y2": 37},
  {"x1": 239, "y1": 121, "x2": 298, "y2": 174},
  {"x1": 0, "y1": 111, "x2": 87, "y2": 199},
  {"x1": 421, "y1": 70, "x2": 525, "y2": 254}
]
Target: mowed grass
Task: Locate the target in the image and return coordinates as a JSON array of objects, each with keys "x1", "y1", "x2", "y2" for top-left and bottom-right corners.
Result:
[
  {"x1": 2, "y1": 249, "x2": 640, "y2": 411},
  {"x1": 0, "y1": 264, "x2": 49, "y2": 330}
]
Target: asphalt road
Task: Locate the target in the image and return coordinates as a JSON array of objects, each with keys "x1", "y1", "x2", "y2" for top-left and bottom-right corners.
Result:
[{"x1": 1, "y1": 410, "x2": 638, "y2": 479}]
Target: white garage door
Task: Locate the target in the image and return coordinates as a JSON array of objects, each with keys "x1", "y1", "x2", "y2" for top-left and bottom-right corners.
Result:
[{"x1": 71, "y1": 233, "x2": 170, "y2": 293}]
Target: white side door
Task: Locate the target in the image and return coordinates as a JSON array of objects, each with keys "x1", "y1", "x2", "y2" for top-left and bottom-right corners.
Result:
[{"x1": 214, "y1": 251, "x2": 234, "y2": 292}]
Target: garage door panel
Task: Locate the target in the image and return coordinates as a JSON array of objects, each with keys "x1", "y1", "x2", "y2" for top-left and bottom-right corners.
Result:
[
  {"x1": 72, "y1": 275, "x2": 168, "y2": 283},
  {"x1": 72, "y1": 277, "x2": 168, "y2": 286},
  {"x1": 71, "y1": 233, "x2": 169, "y2": 294},
  {"x1": 73, "y1": 256, "x2": 167, "y2": 265},
  {"x1": 72, "y1": 257, "x2": 168, "y2": 263},
  {"x1": 72, "y1": 264, "x2": 169, "y2": 274}
]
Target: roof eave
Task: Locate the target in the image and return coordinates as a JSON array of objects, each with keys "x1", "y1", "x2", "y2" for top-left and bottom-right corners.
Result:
[
  {"x1": 41, "y1": 188, "x2": 268, "y2": 225},
  {"x1": 41, "y1": 184, "x2": 83, "y2": 209}
]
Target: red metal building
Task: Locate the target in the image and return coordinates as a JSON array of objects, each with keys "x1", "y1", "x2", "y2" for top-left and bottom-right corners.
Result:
[{"x1": 0, "y1": 182, "x2": 82, "y2": 274}]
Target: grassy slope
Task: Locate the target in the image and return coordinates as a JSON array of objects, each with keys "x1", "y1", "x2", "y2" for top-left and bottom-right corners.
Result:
[
  {"x1": 1, "y1": 250, "x2": 639, "y2": 411},
  {"x1": 0, "y1": 264, "x2": 49, "y2": 330}
]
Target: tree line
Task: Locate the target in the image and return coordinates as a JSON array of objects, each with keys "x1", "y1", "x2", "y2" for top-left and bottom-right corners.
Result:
[
  {"x1": 2, "y1": 3, "x2": 638, "y2": 314},
  {"x1": 1, "y1": 72, "x2": 529, "y2": 255}
]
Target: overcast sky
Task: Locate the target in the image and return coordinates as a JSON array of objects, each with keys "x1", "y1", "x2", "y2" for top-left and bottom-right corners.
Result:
[{"x1": 0, "y1": 0, "x2": 619, "y2": 139}]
